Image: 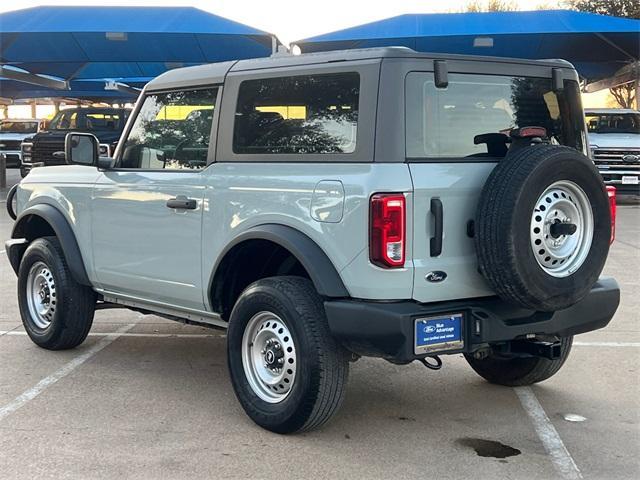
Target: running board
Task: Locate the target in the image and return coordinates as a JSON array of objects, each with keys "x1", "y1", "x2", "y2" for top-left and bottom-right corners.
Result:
[{"x1": 98, "y1": 291, "x2": 227, "y2": 329}]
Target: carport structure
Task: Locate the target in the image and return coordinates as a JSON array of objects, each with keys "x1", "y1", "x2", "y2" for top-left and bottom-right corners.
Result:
[
  {"x1": 295, "y1": 10, "x2": 640, "y2": 97},
  {"x1": 0, "y1": 6, "x2": 279, "y2": 108}
]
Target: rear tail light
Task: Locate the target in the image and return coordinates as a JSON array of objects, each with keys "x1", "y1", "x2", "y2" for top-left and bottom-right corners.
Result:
[
  {"x1": 370, "y1": 193, "x2": 406, "y2": 268},
  {"x1": 606, "y1": 186, "x2": 616, "y2": 244}
]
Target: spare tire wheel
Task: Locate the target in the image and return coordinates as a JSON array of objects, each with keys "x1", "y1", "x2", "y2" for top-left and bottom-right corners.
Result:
[{"x1": 475, "y1": 144, "x2": 610, "y2": 312}]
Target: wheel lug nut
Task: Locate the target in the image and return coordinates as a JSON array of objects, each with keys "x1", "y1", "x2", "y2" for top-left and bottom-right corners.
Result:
[{"x1": 274, "y1": 344, "x2": 281, "y2": 350}]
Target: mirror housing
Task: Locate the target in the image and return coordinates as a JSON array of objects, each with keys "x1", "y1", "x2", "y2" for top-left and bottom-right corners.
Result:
[
  {"x1": 65, "y1": 132, "x2": 99, "y2": 166},
  {"x1": 97, "y1": 156, "x2": 115, "y2": 170}
]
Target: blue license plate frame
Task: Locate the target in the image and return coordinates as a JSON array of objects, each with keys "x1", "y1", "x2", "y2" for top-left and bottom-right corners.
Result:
[{"x1": 414, "y1": 313, "x2": 464, "y2": 355}]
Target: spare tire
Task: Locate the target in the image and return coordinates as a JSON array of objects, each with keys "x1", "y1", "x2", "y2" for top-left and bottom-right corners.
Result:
[{"x1": 475, "y1": 144, "x2": 610, "y2": 312}]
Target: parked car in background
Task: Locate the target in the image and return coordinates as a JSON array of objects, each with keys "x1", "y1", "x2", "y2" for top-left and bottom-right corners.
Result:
[
  {"x1": 586, "y1": 108, "x2": 640, "y2": 195},
  {"x1": 20, "y1": 107, "x2": 131, "y2": 177},
  {"x1": 0, "y1": 119, "x2": 42, "y2": 167}
]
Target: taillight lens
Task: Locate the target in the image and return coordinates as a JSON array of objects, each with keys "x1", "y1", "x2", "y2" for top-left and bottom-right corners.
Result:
[
  {"x1": 606, "y1": 186, "x2": 616, "y2": 244},
  {"x1": 370, "y1": 193, "x2": 406, "y2": 268}
]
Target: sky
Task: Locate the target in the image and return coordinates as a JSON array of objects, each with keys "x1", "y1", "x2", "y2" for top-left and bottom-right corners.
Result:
[{"x1": 0, "y1": 0, "x2": 561, "y2": 46}]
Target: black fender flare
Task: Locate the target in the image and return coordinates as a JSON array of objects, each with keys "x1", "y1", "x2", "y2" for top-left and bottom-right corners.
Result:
[
  {"x1": 11, "y1": 204, "x2": 91, "y2": 285},
  {"x1": 210, "y1": 224, "x2": 349, "y2": 299}
]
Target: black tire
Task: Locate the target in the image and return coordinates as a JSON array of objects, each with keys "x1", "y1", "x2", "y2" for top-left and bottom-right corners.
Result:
[
  {"x1": 18, "y1": 237, "x2": 96, "y2": 350},
  {"x1": 475, "y1": 145, "x2": 610, "y2": 312},
  {"x1": 227, "y1": 276, "x2": 349, "y2": 434},
  {"x1": 465, "y1": 337, "x2": 573, "y2": 387}
]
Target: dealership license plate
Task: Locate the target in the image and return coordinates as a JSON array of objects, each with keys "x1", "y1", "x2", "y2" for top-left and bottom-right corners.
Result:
[
  {"x1": 622, "y1": 176, "x2": 639, "y2": 185},
  {"x1": 414, "y1": 313, "x2": 464, "y2": 355}
]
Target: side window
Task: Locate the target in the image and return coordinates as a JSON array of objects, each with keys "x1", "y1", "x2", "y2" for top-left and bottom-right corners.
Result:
[
  {"x1": 406, "y1": 73, "x2": 582, "y2": 159},
  {"x1": 120, "y1": 88, "x2": 218, "y2": 170},
  {"x1": 233, "y1": 73, "x2": 360, "y2": 154}
]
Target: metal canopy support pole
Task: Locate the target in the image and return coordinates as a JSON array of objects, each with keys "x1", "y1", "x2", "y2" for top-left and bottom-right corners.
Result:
[
  {"x1": 0, "y1": 65, "x2": 69, "y2": 90},
  {"x1": 30, "y1": 101, "x2": 37, "y2": 119}
]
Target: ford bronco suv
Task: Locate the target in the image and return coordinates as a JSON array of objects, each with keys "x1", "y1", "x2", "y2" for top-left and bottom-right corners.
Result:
[
  {"x1": 5, "y1": 48, "x2": 620, "y2": 434},
  {"x1": 20, "y1": 107, "x2": 131, "y2": 177}
]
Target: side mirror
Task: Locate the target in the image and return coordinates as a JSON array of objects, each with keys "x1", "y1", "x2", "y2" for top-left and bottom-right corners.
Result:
[{"x1": 65, "y1": 132, "x2": 98, "y2": 166}]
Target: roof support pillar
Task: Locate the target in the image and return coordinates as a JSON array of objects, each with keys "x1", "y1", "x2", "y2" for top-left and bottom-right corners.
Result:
[{"x1": 0, "y1": 65, "x2": 69, "y2": 90}]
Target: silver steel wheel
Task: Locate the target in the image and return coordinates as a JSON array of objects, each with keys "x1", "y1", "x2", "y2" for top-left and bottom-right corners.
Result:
[
  {"x1": 26, "y1": 261, "x2": 57, "y2": 329},
  {"x1": 241, "y1": 311, "x2": 297, "y2": 403},
  {"x1": 530, "y1": 180, "x2": 594, "y2": 278}
]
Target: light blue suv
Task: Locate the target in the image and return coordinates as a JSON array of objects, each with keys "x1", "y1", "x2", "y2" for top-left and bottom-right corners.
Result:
[{"x1": 5, "y1": 48, "x2": 620, "y2": 433}]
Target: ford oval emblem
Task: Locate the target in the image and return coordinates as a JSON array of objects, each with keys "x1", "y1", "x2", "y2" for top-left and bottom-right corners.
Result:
[{"x1": 425, "y1": 271, "x2": 447, "y2": 283}]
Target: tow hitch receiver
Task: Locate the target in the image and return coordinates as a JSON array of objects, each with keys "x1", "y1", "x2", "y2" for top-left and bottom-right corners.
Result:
[{"x1": 510, "y1": 339, "x2": 562, "y2": 360}]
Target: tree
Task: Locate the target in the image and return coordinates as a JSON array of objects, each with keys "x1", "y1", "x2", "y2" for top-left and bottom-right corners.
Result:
[
  {"x1": 465, "y1": 0, "x2": 519, "y2": 12},
  {"x1": 564, "y1": 0, "x2": 640, "y2": 19},
  {"x1": 566, "y1": 0, "x2": 639, "y2": 108},
  {"x1": 609, "y1": 83, "x2": 636, "y2": 109}
]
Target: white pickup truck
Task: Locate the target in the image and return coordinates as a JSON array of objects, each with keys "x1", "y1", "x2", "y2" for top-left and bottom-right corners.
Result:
[{"x1": 586, "y1": 108, "x2": 640, "y2": 195}]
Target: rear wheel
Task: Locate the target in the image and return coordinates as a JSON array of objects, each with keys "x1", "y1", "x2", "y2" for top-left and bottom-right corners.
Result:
[
  {"x1": 465, "y1": 337, "x2": 573, "y2": 386},
  {"x1": 227, "y1": 276, "x2": 349, "y2": 433},
  {"x1": 18, "y1": 237, "x2": 96, "y2": 350}
]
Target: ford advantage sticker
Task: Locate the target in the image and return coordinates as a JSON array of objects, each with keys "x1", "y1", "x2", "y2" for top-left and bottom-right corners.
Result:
[{"x1": 414, "y1": 313, "x2": 464, "y2": 355}]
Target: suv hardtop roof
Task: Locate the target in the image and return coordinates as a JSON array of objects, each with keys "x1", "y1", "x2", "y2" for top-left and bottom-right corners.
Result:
[{"x1": 146, "y1": 46, "x2": 575, "y2": 92}]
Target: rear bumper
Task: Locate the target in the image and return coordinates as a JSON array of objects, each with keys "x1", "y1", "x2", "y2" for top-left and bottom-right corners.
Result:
[{"x1": 325, "y1": 277, "x2": 620, "y2": 363}]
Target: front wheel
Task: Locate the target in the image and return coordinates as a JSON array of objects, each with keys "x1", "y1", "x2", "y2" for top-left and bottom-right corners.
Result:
[
  {"x1": 18, "y1": 237, "x2": 96, "y2": 350},
  {"x1": 227, "y1": 276, "x2": 349, "y2": 433},
  {"x1": 464, "y1": 336, "x2": 573, "y2": 387}
]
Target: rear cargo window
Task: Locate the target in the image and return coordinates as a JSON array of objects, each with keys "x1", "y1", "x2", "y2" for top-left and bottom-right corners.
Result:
[
  {"x1": 233, "y1": 73, "x2": 359, "y2": 154},
  {"x1": 405, "y1": 73, "x2": 584, "y2": 159}
]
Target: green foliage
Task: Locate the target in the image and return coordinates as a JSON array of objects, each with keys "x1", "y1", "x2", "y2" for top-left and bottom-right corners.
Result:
[
  {"x1": 465, "y1": 0, "x2": 519, "y2": 12},
  {"x1": 564, "y1": 0, "x2": 640, "y2": 19}
]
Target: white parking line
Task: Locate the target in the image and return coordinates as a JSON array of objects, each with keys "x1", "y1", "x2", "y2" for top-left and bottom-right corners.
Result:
[
  {"x1": 0, "y1": 323, "x2": 135, "y2": 422},
  {"x1": 0, "y1": 330, "x2": 224, "y2": 338},
  {"x1": 515, "y1": 386, "x2": 583, "y2": 480},
  {"x1": 0, "y1": 250, "x2": 5, "y2": 255},
  {"x1": 573, "y1": 341, "x2": 640, "y2": 347}
]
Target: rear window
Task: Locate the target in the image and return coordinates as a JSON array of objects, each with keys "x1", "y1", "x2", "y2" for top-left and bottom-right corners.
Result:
[
  {"x1": 233, "y1": 73, "x2": 360, "y2": 154},
  {"x1": 406, "y1": 73, "x2": 585, "y2": 159}
]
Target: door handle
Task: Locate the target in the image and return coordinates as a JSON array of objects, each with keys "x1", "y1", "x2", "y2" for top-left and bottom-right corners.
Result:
[
  {"x1": 166, "y1": 195, "x2": 197, "y2": 210},
  {"x1": 430, "y1": 198, "x2": 443, "y2": 257}
]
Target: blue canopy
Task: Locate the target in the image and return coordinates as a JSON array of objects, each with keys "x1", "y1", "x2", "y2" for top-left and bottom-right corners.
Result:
[
  {"x1": 296, "y1": 10, "x2": 640, "y2": 82},
  {"x1": 0, "y1": 6, "x2": 277, "y2": 99}
]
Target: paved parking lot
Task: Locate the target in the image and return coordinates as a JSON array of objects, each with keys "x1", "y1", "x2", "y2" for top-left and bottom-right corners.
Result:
[{"x1": 1, "y1": 167, "x2": 638, "y2": 479}]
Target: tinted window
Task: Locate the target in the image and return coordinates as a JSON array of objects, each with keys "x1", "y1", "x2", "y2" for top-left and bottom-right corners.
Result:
[
  {"x1": 406, "y1": 73, "x2": 584, "y2": 158},
  {"x1": 120, "y1": 88, "x2": 217, "y2": 170},
  {"x1": 585, "y1": 113, "x2": 640, "y2": 134},
  {"x1": 233, "y1": 73, "x2": 359, "y2": 154}
]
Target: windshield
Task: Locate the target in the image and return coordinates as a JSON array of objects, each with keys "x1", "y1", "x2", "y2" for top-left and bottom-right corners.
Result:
[
  {"x1": 0, "y1": 120, "x2": 38, "y2": 133},
  {"x1": 585, "y1": 113, "x2": 640, "y2": 134},
  {"x1": 48, "y1": 110, "x2": 125, "y2": 131},
  {"x1": 49, "y1": 110, "x2": 79, "y2": 130}
]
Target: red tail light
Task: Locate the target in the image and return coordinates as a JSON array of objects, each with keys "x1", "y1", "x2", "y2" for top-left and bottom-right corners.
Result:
[
  {"x1": 370, "y1": 194, "x2": 406, "y2": 268},
  {"x1": 606, "y1": 186, "x2": 616, "y2": 244}
]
